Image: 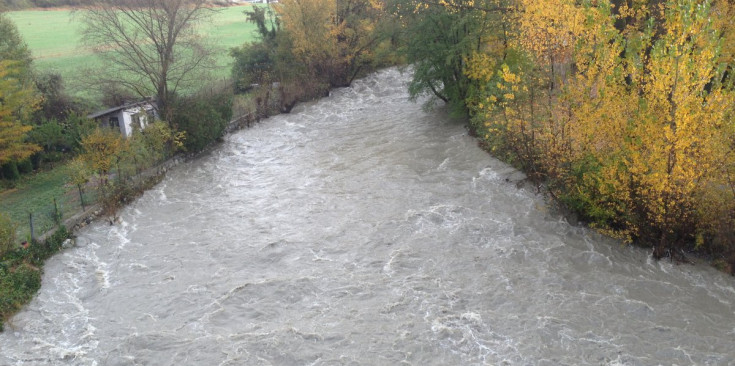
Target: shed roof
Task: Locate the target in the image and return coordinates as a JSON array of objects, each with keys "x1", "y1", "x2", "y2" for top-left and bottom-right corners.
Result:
[{"x1": 87, "y1": 99, "x2": 155, "y2": 119}]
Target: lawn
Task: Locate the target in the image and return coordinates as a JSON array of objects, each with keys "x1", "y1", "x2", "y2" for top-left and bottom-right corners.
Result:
[
  {"x1": 6, "y1": 5, "x2": 261, "y2": 98},
  {"x1": 0, "y1": 161, "x2": 86, "y2": 243}
]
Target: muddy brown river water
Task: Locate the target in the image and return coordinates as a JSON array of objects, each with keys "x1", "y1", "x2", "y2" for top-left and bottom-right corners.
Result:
[{"x1": 1, "y1": 68, "x2": 734, "y2": 365}]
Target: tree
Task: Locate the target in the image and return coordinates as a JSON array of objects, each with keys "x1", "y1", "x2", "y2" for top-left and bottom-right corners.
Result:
[
  {"x1": 0, "y1": 14, "x2": 40, "y2": 169},
  {"x1": 467, "y1": 0, "x2": 735, "y2": 259},
  {"x1": 172, "y1": 86, "x2": 232, "y2": 152},
  {"x1": 0, "y1": 61, "x2": 41, "y2": 167},
  {"x1": 67, "y1": 156, "x2": 92, "y2": 209},
  {"x1": 80, "y1": 0, "x2": 216, "y2": 121},
  {"x1": 0, "y1": 13, "x2": 32, "y2": 82},
  {"x1": 621, "y1": 0, "x2": 735, "y2": 256},
  {"x1": 79, "y1": 128, "x2": 127, "y2": 184},
  {"x1": 275, "y1": 0, "x2": 388, "y2": 87},
  {"x1": 389, "y1": 0, "x2": 504, "y2": 115},
  {"x1": 33, "y1": 72, "x2": 82, "y2": 122}
]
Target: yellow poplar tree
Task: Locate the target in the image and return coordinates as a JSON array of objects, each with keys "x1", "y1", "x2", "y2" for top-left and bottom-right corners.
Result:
[
  {"x1": 623, "y1": 0, "x2": 734, "y2": 254},
  {"x1": 541, "y1": 1, "x2": 638, "y2": 238},
  {"x1": 517, "y1": 0, "x2": 584, "y2": 92}
]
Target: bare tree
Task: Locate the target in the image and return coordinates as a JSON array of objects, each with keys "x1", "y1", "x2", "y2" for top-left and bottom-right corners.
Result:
[{"x1": 80, "y1": 0, "x2": 215, "y2": 121}]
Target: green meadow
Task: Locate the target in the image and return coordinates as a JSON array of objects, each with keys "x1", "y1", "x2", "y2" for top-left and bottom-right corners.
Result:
[{"x1": 6, "y1": 5, "x2": 261, "y2": 98}]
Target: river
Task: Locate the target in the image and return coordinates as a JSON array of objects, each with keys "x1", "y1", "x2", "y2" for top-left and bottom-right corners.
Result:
[{"x1": 1, "y1": 68, "x2": 734, "y2": 365}]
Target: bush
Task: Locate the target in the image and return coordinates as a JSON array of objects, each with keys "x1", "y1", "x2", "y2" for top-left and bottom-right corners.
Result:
[
  {"x1": 0, "y1": 213, "x2": 16, "y2": 258},
  {"x1": 0, "y1": 263, "x2": 41, "y2": 332},
  {"x1": 0, "y1": 225, "x2": 69, "y2": 331},
  {"x1": 16, "y1": 159, "x2": 33, "y2": 174},
  {"x1": 172, "y1": 88, "x2": 233, "y2": 153},
  {"x1": 1, "y1": 162, "x2": 20, "y2": 181}
]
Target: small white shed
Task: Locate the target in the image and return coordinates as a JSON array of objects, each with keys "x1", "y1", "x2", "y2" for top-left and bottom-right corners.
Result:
[{"x1": 88, "y1": 100, "x2": 158, "y2": 138}]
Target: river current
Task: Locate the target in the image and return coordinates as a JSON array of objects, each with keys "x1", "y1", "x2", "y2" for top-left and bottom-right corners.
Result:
[{"x1": 2, "y1": 68, "x2": 734, "y2": 365}]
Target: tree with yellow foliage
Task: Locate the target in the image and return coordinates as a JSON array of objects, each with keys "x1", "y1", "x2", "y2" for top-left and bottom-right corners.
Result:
[
  {"x1": 0, "y1": 60, "x2": 40, "y2": 168},
  {"x1": 275, "y1": 0, "x2": 388, "y2": 87},
  {"x1": 622, "y1": 0, "x2": 735, "y2": 256},
  {"x1": 79, "y1": 128, "x2": 128, "y2": 185},
  {"x1": 468, "y1": 0, "x2": 735, "y2": 262}
]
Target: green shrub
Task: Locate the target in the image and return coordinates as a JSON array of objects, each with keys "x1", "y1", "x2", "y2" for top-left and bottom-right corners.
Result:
[
  {"x1": 172, "y1": 88, "x2": 233, "y2": 153},
  {"x1": 17, "y1": 159, "x2": 33, "y2": 174},
  {"x1": 0, "y1": 226, "x2": 69, "y2": 331},
  {"x1": 0, "y1": 263, "x2": 41, "y2": 332},
  {"x1": 0, "y1": 213, "x2": 16, "y2": 257},
  {"x1": 1, "y1": 162, "x2": 20, "y2": 181}
]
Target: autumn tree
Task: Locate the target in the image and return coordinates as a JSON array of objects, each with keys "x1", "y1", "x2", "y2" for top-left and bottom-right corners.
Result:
[
  {"x1": 0, "y1": 13, "x2": 40, "y2": 170},
  {"x1": 275, "y1": 0, "x2": 389, "y2": 87},
  {"x1": 79, "y1": 128, "x2": 127, "y2": 185},
  {"x1": 80, "y1": 0, "x2": 216, "y2": 121},
  {"x1": 0, "y1": 14, "x2": 40, "y2": 174},
  {"x1": 619, "y1": 0, "x2": 735, "y2": 256},
  {"x1": 466, "y1": 0, "x2": 735, "y2": 263},
  {"x1": 67, "y1": 156, "x2": 92, "y2": 209},
  {"x1": 0, "y1": 62, "x2": 40, "y2": 169}
]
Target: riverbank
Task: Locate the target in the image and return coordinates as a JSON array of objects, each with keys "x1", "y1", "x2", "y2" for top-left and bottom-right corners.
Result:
[
  {"x1": 0, "y1": 80, "x2": 312, "y2": 332},
  {"x1": 471, "y1": 124, "x2": 735, "y2": 276},
  {"x1": 0, "y1": 228, "x2": 68, "y2": 331},
  {"x1": 0, "y1": 158, "x2": 180, "y2": 331}
]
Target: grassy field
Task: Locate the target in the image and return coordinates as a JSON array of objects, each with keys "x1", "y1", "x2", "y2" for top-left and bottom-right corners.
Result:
[{"x1": 6, "y1": 5, "x2": 260, "y2": 98}]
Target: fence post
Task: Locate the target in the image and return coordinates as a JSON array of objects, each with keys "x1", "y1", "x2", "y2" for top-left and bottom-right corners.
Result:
[
  {"x1": 78, "y1": 184, "x2": 86, "y2": 211},
  {"x1": 29, "y1": 212, "x2": 34, "y2": 242},
  {"x1": 53, "y1": 197, "x2": 60, "y2": 225}
]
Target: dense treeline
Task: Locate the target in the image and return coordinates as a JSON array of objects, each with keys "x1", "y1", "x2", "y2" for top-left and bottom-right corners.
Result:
[{"x1": 231, "y1": 0, "x2": 735, "y2": 272}]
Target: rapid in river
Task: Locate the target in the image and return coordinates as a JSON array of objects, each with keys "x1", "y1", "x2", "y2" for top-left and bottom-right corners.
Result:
[{"x1": 1, "y1": 68, "x2": 734, "y2": 365}]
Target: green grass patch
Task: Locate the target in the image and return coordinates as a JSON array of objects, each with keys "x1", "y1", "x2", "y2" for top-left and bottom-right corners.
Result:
[
  {"x1": 6, "y1": 5, "x2": 261, "y2": 98},
  {"x1": 0, "y1": 162, "x2": 83, "y2": 243}
]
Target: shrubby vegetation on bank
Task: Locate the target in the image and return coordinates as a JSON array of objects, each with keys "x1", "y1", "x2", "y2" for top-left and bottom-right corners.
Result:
[
  {"x1": 0, "y1": 226, "x2": 69, "y2": 331},
  {"x1": 230, "y1": 0, "x2": 402, "y2": 109}
]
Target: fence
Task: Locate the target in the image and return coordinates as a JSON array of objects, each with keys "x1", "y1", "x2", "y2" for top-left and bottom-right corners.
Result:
[
  {"x1": 24, "y1": 187, "x2": 100, "y2": 243},
  {"x1": 3, "y1": 155, "x2": 183, "y2": 247}
]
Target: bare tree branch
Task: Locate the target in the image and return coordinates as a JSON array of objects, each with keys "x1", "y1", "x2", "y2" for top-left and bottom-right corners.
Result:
[{"x1": 79, "y1": 0, "x2": 216, "y2": 121}]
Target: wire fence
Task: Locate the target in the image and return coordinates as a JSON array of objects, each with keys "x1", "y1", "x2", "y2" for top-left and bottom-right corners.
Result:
[{"x1": 12, "y1": 181, "x2": 102, "y2": 244}]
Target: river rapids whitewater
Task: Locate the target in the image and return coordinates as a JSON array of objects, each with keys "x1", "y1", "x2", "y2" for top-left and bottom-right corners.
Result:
[{"x1": 2, "y1": 68, "x2": 735, "y2": 365}]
